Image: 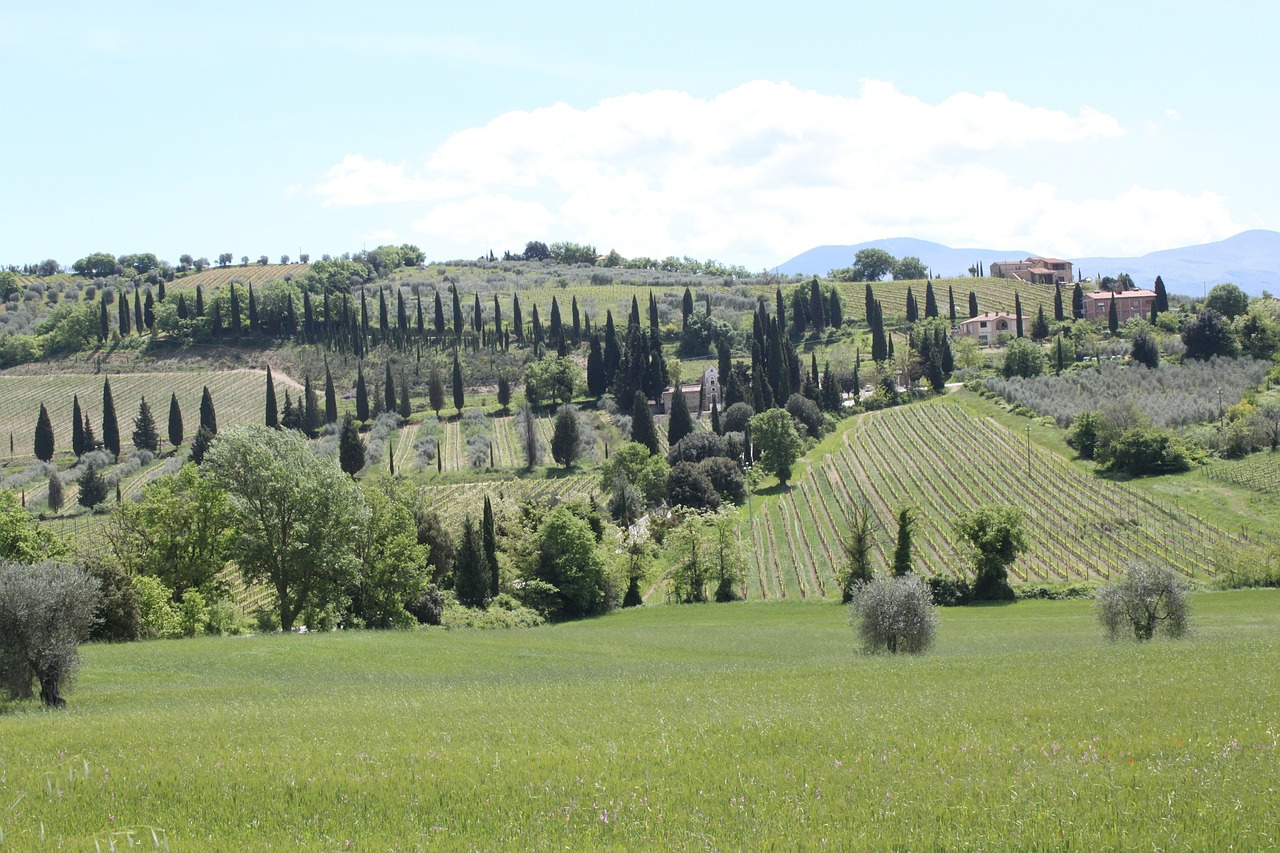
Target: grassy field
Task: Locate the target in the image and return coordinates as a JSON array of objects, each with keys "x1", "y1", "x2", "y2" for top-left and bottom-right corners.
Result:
[
  {"x1": 0, "y1": 592, "x2": 1276, "y2": 849},
  {"x1": 741, "y1": 398, "x2": 1257, "y2": 599},
  {"x1": 0, "y1": 369, "x2": 299, "y2": 466}
]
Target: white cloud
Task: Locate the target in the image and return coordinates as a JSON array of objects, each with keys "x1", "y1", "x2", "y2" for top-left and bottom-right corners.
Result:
[{"x1": 312, "y1": 80, "x2": 1239, "y2": 266}]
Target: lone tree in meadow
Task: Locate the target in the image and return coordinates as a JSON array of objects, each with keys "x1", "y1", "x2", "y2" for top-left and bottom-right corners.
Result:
[
  {"x1": 34, "y1": 403, "x2": 54, "y2": 462},
  {"x1": 1096, "y1": 563, "x2": 1190, "y2": 642},
  {"x1": 132, "y1": 396, "x2": 160, "y2": 454},
  {"x1": 849, "y1": 574, "x2": 938, "y2": 655},
  {"x1": 168, "y1": 393, "x2": 184, "y2": 447},
  {"x1": 955, "y1": 505, "x2": 1027, "y2": 601},
  {"x1": 101, "y1": 378, "x2": 121, "y2": 458},
  {"x1": 0, "y1": 559, "x2": 101, "y2": 707}
]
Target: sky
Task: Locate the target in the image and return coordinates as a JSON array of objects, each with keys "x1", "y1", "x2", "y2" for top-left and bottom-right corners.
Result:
[{"x1": 2, "y1": 1, "x2": 1277, "y2": 272}]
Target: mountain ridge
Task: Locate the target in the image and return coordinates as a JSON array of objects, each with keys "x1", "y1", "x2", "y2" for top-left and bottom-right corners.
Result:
[{"x1": 774, "y1": 230, "x2": 1280, "y2": 296}]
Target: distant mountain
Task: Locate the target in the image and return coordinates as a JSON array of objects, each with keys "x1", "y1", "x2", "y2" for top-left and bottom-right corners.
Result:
[
  {"x1": 775, "y1": 231, "x2": 1280, "y2": 297},
  {"x1": 773, "y1": 238, "x2": 1029, "y2": 281}
]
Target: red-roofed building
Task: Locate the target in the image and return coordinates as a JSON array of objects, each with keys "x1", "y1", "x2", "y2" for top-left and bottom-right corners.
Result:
[
  {"x1": 1083, "y1": 289, "x2": 1156, "y2": 323},
  {"x1": 989, "y1": 257, "x2": 1074, "y2": 285},
  {"x1": 955, "y1": 311, "x2": 1017, "y2": 345}
]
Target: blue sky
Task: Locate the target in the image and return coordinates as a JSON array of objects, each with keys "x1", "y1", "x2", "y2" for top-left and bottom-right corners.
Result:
[{"x1": 2, "y1": 1, "x2": 1276, "y2": 271}]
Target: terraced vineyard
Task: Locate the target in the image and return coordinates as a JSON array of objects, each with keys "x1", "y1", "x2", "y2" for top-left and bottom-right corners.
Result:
[
  {"x1": 164, "y1": 264, "x2": 306, "y2": 292},
  {"x1": 741, "y1": 401, "x2": 1254, "y2": 599},
  {"x1": 0, "y1": 369, "x2": 299, "y2": 463},
  {"x1": 1202, "y1": 452, "x2": 1280, "y2": 497}
]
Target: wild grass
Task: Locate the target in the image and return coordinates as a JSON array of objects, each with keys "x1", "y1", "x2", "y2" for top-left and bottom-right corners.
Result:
[{"x1": 1, "y1": 593, "x2": 1277, "y2": 849}]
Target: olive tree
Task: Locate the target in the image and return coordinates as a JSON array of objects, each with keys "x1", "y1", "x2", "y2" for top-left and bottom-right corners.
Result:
[
  {"x1": 849, "y1": 574, "x2": 938, "y2": 654},
  {"x1": 1096, "y1": 563, "x2": 1190, "y2": 642},
  {"x1": 0, "y1": 560, "x2": 101, "y2": 706},
  {"x1": 203, "y1": 425, "x2": 369, "y2": 631}
]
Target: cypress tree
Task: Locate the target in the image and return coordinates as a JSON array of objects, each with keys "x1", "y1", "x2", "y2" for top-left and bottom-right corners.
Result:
[
  {"x1": 265, "y1": 366, "x2": 279, "y2": 427},
  {"x1": 248, "y1": 284, "x2": 259, "y2": 331},
  {"x1": 433, "y1": 291, "x2": 446, "y2": 339},
  {"x1": 531, "y1": 303, "x2": 544, "y2": 349},
  {"x1": 195, "y1": 285, "x2": 205, "y2": 316},
  {"x1": 1108, "y1": 293, "x2": 1119, "y2": 335},
  {"x1": 682, "y1": 287, "x2": 694, "y2": 329},
  {"x1": 822, "y1": 362, "x2": 842, "y2": 412},
  {"x1": 143, "y1": 288, "x2": 155, "y2": 330},
  {"x1": 648, "y1": 291, "x2": 660, "y2": 338},
  {"x1": 71, "y1": 395, "x2": 85, "y2": 458},
  {"x1": 492, "y1": 294, "x2": 503, "y2": 342},
  {"x1": 496, "y1": 376, "x2": 511, "y2": 413},
  {"x1": 586, "y1": 334, "x2": 606, "y2": 397},
  {"x1": 428, "y1": 364, "x2": 445, "y2": 416},
  {"x1": 189, "y1": 425, "x2": 214, "y2": 465},
  {"x1": 82, "y1": 413, "x2": 96, "y2": 453},
  {"x1": 630, "y1": 390, "x2": 659, "y2": 455},
  {"x1": 98, "y1": 299, "x2": 109, "y2": 342},
  {"x1": 828, "y1": 287, "x2": 842, "y2": 328},
  {"x1": 905, "y1": 286, "x2": 918, "y2": 324},
  {"x1": 355, "y1": 364, "x2": 369, "y2": 421},
  {"x1": 892, "y1": 507, "x2": 914, "y2": 576},
  {"x1": 947, "y1": 285, "x2": 957, "y2": 324},
  {"x1": 808, "y1": 278, "x2": 825, "y2": 331},
  {"x1": 101, "y1": 378, "x2": 120, "y2": 457},
  {"x1": 1053, "y1": 282, "x2": 1065, "y2": 321},
  {"x1": 399, "y1": 290, "x2": 411, "y2": 341},
  {"x1": 34, "y1": 403, "x2": 54, "y2": 462},
  {"x1": 603, "y1": 311, "x2": 620, "y2": 387},
  {"x1": 549, "y1": 296, "x2": 563, "y2": 345},
  {"x1": 454, "y1": 516, "x2": 487, "y2": 608},
  {"x1": 47, "y1": 472, "x2": 64, "y2": 513},
  {"x1": 377, "y1": 289, "x2": 389, "y2": 345},
  {"x1": 968, "y1": 291, "x2": 979, "y2": 318},
  {"x1": 78, "y1": 463, "x2": 107, "y2": 509},
  {"x1": 767, "y1": 317, "x2": 787, "y2": 406},
  {"x1": 134, "y1": 287, "x2": 143, "y2": 332},
  {"x1": 210, "y1": 301, "x2": 222, "y2": 337},
  {"x1": 1153, "y1": 275, "x2": 1168, "y2": 313},
  {"x1": 1014, "y1": 292, "x2": 1024, "y2": 337},
  {"x1": 710, "y1": 398, "x2": 721, "y2": 435},
  {"x1": 512, "y1": 293, "x2": 524, "y2": 343},
  {"x1": 399, "y1": 374, "x2": 411, "y2": 419},
  {"x1": 281, "y1": 391, "x2": 300, "y2": 431},
  {"x1": 482, "y1": 496, "x2": 499, "y2": 597},
  {"x1": 416, "y1": 290, "x2": 425, "y2": 337},
  {"x1": 157, "y1": 279, "x2": 166, "y2": 302},
  {"x1": 924, "y1": 281, "x2": 938, "y2": 318},
  {"x1": 870, "y1": 301, "x2": 888, "y2": 362},
  {"x1": 645, "y1": 336, "x2": 668, "y2": 402},
  {"x1": 1031, "y1": 305, "x2": 1050, "y2": 341},
  {"x1": 324, "y1": 362, "x2": 338, "y2": 424},
  {"x1": 551, "y1": 407, "x2": 580, "y2": 468},
  {"x1": 199, "y1": 386, "x2": 217, "y2": 435},
  {"x1": 177, "y1": 293, "x2": 189, "y2": 321},
  {"x1": 117, "y1": 289, "x2": 131, "y2": 334},
  {"x1": 1072, "y1": 282, "x2": 1085, "y2": 319},
  {"x1": 384, "y1": 363, "x2": 397, "y2": 416},
  {"x1": 229, "y1": 284, "x2": 241, "y2": 333},
  {"x1": 668, "y1": 388, "x2": 694, "y2": 447},
  {"x1": 1055, "y1": 334, "x2": 1066, "y2": 375},
  {"x1": 304, "y1": 376, "x2": 321, "y2": 437},
  {"x1": 132, "y1": 396, "x2": 159, "y2": 453},
  {"x1": 452, "y1": 354, "x2": 464, "y2": 415},
  {"x1": 472, "y1": 292, "x2": 483, "y2": 335},
  {"x1": 451, "y1": 286, "x2": 463, "y2": 340},
  {"x1": 338, "y1": 414, "x2": 364, "y2": 477},
  {"x1": 168, "y1": 393, "x2": 183, "y2": 447},
  {"x1": 571, "y1": 296, "x2": 581, "y2": 344}
]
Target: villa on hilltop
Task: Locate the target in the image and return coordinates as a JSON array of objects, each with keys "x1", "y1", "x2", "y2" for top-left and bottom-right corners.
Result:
[{"x1": 989, "y1": 257, "x2": 1074, "y2": 286}]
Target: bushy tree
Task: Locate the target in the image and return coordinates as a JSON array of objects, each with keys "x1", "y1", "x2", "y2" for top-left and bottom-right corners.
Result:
[
  {"x1": 1098, "y1": 426, "x2": 1195, "y2": 476},
  {"x1": 665, "y1": 461, "x2": 721, "y2": 511},
  {"x1": 77, "y1": 463, "x2": 108, "y2": 509},
  {"x1": 785, "y1": 393, "x2": 824, "y2": 439},
  {"x1": 1096, "y1": 563, "x2": 1190, "y2": 641},
  {"x1": 338, "y1": 414, "x2": 365, "y2": 477},
  {"x1": 667, "y1": 430, "x2": 726, "y2": 465},
  {"x1": 515, "y1": 405, "x2": 544, "y2": 468},
  {"x1": 0, "y1": 560, "x2": 101, "y2": 706},
  {"x1": 1182, "y1": 309, "x2": 1239, "y2": 360},
  {"x1": 132, "y1": 396, "x2": 160, "y2": 453},
  {"x1": 524, "y1": 356, "x2": 580, "y2": 410},
  {"x1": 721, "y1": 402, "x2": 754, "y2": 435},
  {"x1": 955, "y1": 505, "x2": 1027, "y2": 601},
  {"x1": 204, "y1": 426, "x2": 369, "y2": 631},
  {"x1": 600, "y1": 442, "x2": 669, "y2": 509},
  {"x1": 849, "y1": 574, "x2": 938, "y2": 654},
  {"x1": 551, "y1": 406, "x2": 582, "y2": 468},
  {"x1": 1204, "y1": 283, "x2": 1250, "y2": 320},
  {"x1": 699, "y1": 456, "x2": 745, "y2": 505},
  {"x1": 530, "y1": 507, "x2": 608, "y2": 620},
  {"x1": 749, "y1": 408, "x2": 803, "y2": 487},
  {"x1": 1002, "y1": 338, "x2": 1046, "y2": 379},
  {"x1": 349, "y1": 481, "x2": 431, "y2": 628},
  {"x1": 1130, "y1": 324, "x2": 1160, "y2": 368},
  {"x1": 452, "y1": 516, "x2": 488, "y2": 608}
]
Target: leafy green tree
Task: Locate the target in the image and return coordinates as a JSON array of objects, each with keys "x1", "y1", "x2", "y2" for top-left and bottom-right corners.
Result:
[
  {"x1": 1002, "y1": 338, "x2": 1046, "y2": 379},
  {"x1": 34, "y1": 403, "x2": 54, "y2": 462},
  {"x1": 955, "y1": 505, "x2": 1027, "y2": 601},
  {"x1": 102, "y1": 463, "x2": 234, "y2": 597},
  {"x1": 0, "y1": 490, "x2": 64, "y2": 562},
  {"x1": 101, "y1": 378, "x2": 120, "y2": 457},
  {"x1": 524, "y1": 355, "x2": 580, "y2": 410},
  {"x1": 338, "y1": 415, "x2": 365, "y2": 477},
  {"x1": 1205, "y1": 283, "x2": 1250, "y2": 320},
  {"x1": 452, "y1": 516, "x2": 488, "y2": 608},
  {"x1": 749, "y1": 408, "x2": 803, "y2": 487},
  {"x1": 0, "y1": 560, "x2": 101, "y2": 706},
  {"x1": 853, "y1": 248, "x2": 896, "y2": 282},
  {"x1": 1182, "y1": 309, "x2": 1239, "y2": 360},
  {"x1": 630, "y1": 391, "x2": 659, "y2": 455},
  {"x1": 132, "y1": 396, "x2": 159, "y2": 453},
  {"x1": 892, "y1": 506, "x2": 914, "y2": 576},
  {"x1": 349, "y1": 481, "x2": 430, "y2": 628},
  {"x1": 1098, "y1": 426, "x2": 1195, "y2": 476},
  {"x1": 666, "y1": 461, "x2": 720, "y2": 511},
  {"x1": 204, "y1": 425, "x2": 369, "y2": 631},
  {"x1": 600, "y1": 442, "x2": 668, "y2": 508},
  {"x1": 531, "y1": 507, "x2": 608, "y2": 620},
  {"x1": 894, "y1": 256, "x2": 927, "y2": 281},
  {"x1": 188, "y1": 425, "x2": 215, "y2": 465}
]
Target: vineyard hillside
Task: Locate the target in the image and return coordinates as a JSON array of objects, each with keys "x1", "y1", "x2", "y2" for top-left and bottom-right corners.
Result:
[
  {"x1": 0, "y1": 369, "x2": 299, "y2": 463},
  {"x1": 740, "y1": 399, "x2": 1261, "y2": 600}
]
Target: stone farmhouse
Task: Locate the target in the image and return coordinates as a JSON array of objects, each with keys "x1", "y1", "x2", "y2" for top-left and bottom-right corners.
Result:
[
  {"x1": 955, "y1": 311, "x2": 1017, "y2": 345},
  {"x1": 658, "y1": 366, "x2": 719, "y2": 415},
  {"x1": 1083, "y1": 289, "x2": 1156, "y2": 323},
  {"x1": 989, "y1": 257, "x2": 1074, "y2": 285}
]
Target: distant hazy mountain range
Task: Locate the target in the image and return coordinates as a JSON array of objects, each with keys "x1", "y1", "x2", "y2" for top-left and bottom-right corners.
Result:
[{"x1": 774, "y1": 230, "x2": 1280, "y2": 297}]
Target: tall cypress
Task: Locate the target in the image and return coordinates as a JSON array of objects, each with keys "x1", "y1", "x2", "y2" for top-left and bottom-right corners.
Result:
[
  {"x1": 472, "y1": 292, "x2": 483, "y2": 335},
  {"x1": 168, "y1": 392, "x2": 183, "y2": 447},
  {"x1": 451, "y1": 286, "x2": 463, "y2": 340},
  {"x1": 586, "y1": 333, "x2": 606, "y2": 397},
  {"x1": 1107, "y1": 294, "x2": 1119, "y2": 335},
  {"x1": 117, "y1": 289, "x2": 131, "y2": 335},
  {"x1": 143, "y1": 288, "x2": 155, "y2": 330},
  {"x1": 1072, "y1": 282, "x2": 1085, "y2": 319},
  {"x1": 98, "y1": 299, "x2": 109, "y2": 342},
  {"x1": 492, "y1": 294, "x2": 503, "y2": 342},
  {"x1": 324, "y1": 362, "x2": 338, "y2": 424},
  {"x1": 194, "y1": 285, "x2": 205, "y2": 317},
  {"x1": 133, "y1": 287, "x2": 143, "y2": 333},
  {"x1": 34, "y1": 403, "x2": 54, "y2": 462},
  {"x1": 265, "y1": 366, "x2": 279, "y2": 427},
  {"x1": 101, "y1": 378, "x2": 120, "y2": 457},
  {"x1": 947, "y1": 285, "x2": 957, "y2": 325},
  {"x1": 512, "y1": 293, "x2": 524, "y2": 343},
  {"x1": 132, "y1": 396, "x2": 159, "y2": 453},
  {"x1": 1153, "y1": 275, "x2": 1168, "y2": 313},
  {"x1": 398, "y1": 373, "x2": 411, "y2": 419},
  {"x1": 248, "y1": 284, "x2": 259, "y2": 331},
  {"x1": 199, "y1": 386, "x2": 217, "y2": 435},
  {"x1": 828, "y1": 288, "x2": 842, "y2": 328},
  {"x1": 338, "y1": 414, "x2": 364, "y2": 478},
  {"x1": 905, "y1": 286, "x2": 918, "y2": 324},
  {"x1": 433, "y1": 291, "x2": 446, "y2": 339},
  {"x1": 710, "y1": 398, "x2": 721, "y2": 435},
  {"x1": 892, "y1": 508, "x2": 913, "y2": 576},
  {"x1": 384, "y1": 363, "x2": 397, "y2": 416},
  {"x1": 549, "y1": 296, "x2": 563, "y2": 349},
  {"x1": 428, "y1": 364, "x2": 445, "y2": 416},
  {"x1": 71, "y1": 395, "x2": 85, "y2": 458},
  {"x1": 229, "y1": 284, "x2": 241, "y2": 333},
  {"x1": 482, "y1": 496, "x2": 499, "y2": 598},
  {"x1": 924, "y1": 281, "x2": 938, "y2": 318},
  {"x1": 1014, "y1": 292, "x2": 1024, "y2": 338},
  {"x1": 968, "y1": 291, "x2": 979, "y2": 318},
  {"x1": 571, "y1": 296, "x2": 581, "y2": 344},
  {"x1": 681, "y1": 287, "x2": 694, "y2": 329},
  {"x1": 667, "y1": 388, "x2": 694, "y2": 447},
  {"x1": 304, "y1": 376, "x2": 321, "y2": 437},
  {"x1": 452, "y1": 354, "x2": 464, "y2": 415},
  {"x1": 808, "y1": 279, "x2": 825, "y2": 332},
  {"x1": 355, "y1": 364, "x2": 369, "y2": 421},
  {"x1": 603, "y1": 311, "x2": 620, "y2": 388},
  {"x1": 454, "y1": 516, "x2": 487, "y2": 608},
  {"x1": 630, "y1": 391, "x2": 659, "y2": 455},
  {"x1": 1053, "y1": 282, "x2": 1065, "y2": 322},
  {"x1": 378, "y1": 289, "x2": 389, "y2": 345}
]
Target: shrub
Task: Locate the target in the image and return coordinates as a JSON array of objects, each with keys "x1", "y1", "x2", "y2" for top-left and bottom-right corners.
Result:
[
  {"x1": 667, "y1": 430, "x2": 725, "y2": 465},
  {"x1": 133, "y1": 574, "x2": 181, "y2": 639},
  {"x1": 721, "y1": 402, "x2": 755, "y2": 435},
  {"x1": 1098, "y1": 426, "x2": 1198, "y2": 476},
  {"x1": 0, "y1": 560, "x2": 101, "y2": 706},
  {"x1": 925, "y1": 574, "x2": 971, "y2": 606},
  {"x1": 1096, "y1": 563, "x2": 1190, "y2": 641},
  {"x1": 849, "y1": 574, "x2": 939, "y2": 654},
  {"x1": 785, "y1": 393, "x2": 824, "y2": 439},
  {"x1": 665, "y1": 461, "x2": 720, "y2": 511},
  {"x1": 699, "y1": 456, "x2": 746, "y2": 504}
]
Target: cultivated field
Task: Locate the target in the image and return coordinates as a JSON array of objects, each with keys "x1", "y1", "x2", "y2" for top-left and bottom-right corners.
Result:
[
  {"x1": 0, "y1": 369, "x2": 299, "y2": 465},
  {"x1": 161, "y1": 264, "x2": 307, "y2": 292},
  {"x1": 0, "y1": 593, "x2": 1276, "y2": 849},
  {"x1": 1203, "y1": 451, "x2": 1280, "y2": 498},
  {"x1": 741, "y1": 400, "x2": 1257, "y2": 599}
]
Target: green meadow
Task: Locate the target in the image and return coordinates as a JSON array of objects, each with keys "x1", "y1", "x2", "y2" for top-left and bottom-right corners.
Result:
[{"x1": 2, "y1": 592, "x2": 1277, "y2": 850}]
